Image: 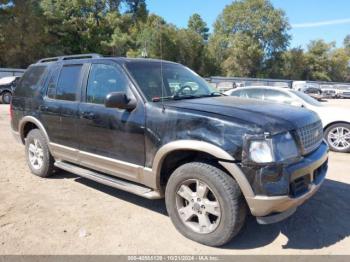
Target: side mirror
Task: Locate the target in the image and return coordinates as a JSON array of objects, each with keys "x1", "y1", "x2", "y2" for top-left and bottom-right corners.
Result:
[{"x1": 105, "y1": 92, "x2": 136, "y2": 110}]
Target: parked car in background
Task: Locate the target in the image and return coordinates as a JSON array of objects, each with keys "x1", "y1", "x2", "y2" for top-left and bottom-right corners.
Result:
[
  {"x1": 334, "y1": 84, "x2": 350, "y2": 98},
  {"x1": 0, "y1": 68, "x2": 25, "y2": 78},
  {"x1": 226, "y1": 86, "x2": 350, "y2": 153},
  {"x1": 292, "y1": 81, "x2": 323, "y2": 100},
  {"x1": 215, "y1": 81, "x2": 236, "y2": 93},
  {"x1": 320, "y1": 85, "x2": 337, "y2": 99},
  {"x1": 0, "y1": 76, "x2": 20, "y2": 104}
]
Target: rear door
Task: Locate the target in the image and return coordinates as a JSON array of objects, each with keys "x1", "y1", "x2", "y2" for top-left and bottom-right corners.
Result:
[{"x1": 41, "y1": 63, "x2": 86, "y2": 150}]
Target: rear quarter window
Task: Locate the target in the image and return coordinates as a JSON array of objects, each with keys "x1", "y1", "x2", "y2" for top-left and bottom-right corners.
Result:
[{"x1": 14, "y1": 66, "x2": 48, "y2": 97}]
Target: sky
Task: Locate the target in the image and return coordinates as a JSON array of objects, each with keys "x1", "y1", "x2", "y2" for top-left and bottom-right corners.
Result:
[{"x1": 147, "y1": 0, "x2": 350, "y2": 49}]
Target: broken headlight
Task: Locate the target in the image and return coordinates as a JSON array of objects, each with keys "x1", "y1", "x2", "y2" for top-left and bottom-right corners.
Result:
[{"x1": 246, "y1": 132, "x2": 300, "y2": 164}]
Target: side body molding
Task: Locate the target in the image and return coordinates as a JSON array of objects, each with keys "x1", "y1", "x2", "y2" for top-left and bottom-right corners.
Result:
[
  {"x1": 18, "y1": 116, "x2": 50, "y2": 144},
  {"x1": 152, "y1": 140, "x2": 254, "y2": 198},
  {"x1": 16, "y1": 120, "x2": 255, "y2": 200}
]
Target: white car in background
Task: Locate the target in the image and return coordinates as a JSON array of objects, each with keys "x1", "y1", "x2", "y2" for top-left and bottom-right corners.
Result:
[
  {"x1": 225, "y1": 86, "x2": 350, "y2": 153},
  {"x1": 334, "y1": 84, "x2": 350, "y2": 98}
]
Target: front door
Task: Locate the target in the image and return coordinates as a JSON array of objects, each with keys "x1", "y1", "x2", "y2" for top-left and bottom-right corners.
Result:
[{"x1": 77, "y1": 61, "x2": 146, "y2": 181}]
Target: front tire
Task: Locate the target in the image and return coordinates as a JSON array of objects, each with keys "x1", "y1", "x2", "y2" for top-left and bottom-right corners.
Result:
[
  {"x1": 325, "y1": 123, "x2": 350, "y2": 153},
  {"x1": 165, "y1": 162, "x2": 247, "y2": 247},
  {"x1": 25, "y1": 129, "x2": 55, "y2": 177}
]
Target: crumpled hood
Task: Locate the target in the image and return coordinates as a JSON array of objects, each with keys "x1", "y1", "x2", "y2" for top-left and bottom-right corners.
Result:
[{"x1": 165, "y1": 96, "x2": 320, "y2": 134}]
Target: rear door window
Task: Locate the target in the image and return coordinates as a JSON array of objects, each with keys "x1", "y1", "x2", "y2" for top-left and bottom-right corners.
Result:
[
  {"x1": 56, "y1": 65, "x2": 83, "y2": 101},
  {"x1": 264, "y1": 89, "x2": 293, "y2": 104},
  {"x1": 231, "y1": 90, "x2": 243, "y2": 97},
  {"x1": 244, "y1": 89, "x2": 264, "y2": 99}
]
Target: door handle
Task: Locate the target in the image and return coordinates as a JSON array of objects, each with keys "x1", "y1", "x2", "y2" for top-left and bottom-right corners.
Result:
[{"x1": 81, "y1": 111, "x2": 96, "y2": 120}]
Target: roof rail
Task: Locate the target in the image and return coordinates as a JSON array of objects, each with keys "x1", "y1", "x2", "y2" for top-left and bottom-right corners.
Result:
[{"x1": 37, "y1": 53, "x2": 102, "y2": 63}]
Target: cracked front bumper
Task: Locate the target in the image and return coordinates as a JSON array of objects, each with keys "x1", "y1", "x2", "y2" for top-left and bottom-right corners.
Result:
[{"x1": 245, "y1": 141, "x2": 328, "y2": 218}]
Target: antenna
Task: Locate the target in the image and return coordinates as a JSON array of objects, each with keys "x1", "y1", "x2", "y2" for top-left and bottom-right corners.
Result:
[{"x1": 158, "y1": 21, "x2": 166, "y2": 111}]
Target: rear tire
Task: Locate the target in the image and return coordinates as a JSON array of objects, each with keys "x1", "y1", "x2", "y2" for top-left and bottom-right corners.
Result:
[
  {"x1": 25, "y1": 129, "x2": 55, "y2": 177},
  {"x1": 1, "y1": 92, "x2": 12, "y2": 104},
  {"x1": 165, "y1": 162, "x2": 247, "y2": 247},
  {"x1": 325, "y1": 123, "x2": 350, "y2": 153}
]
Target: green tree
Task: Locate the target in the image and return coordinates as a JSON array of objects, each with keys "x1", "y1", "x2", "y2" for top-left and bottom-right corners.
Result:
[
  {"x1": 101, "y1": 12, "x2": 133, "y2": 56},
  {"x1": 40, "y1": 0, "x2": 113, "y2": 55},
  {"x1": 0, "y1": 0, "x2": 50, "y2": 68},
  {"x1": 124, "y1": 0, "x2": 148, "y2": 22},
  {"x1": 344, "y1": 35, "x2": 350, "y2": 56},
  {"x1": 209, "y1": 0, "x2": 290, "y2": 77},
  {"x1": 329, "y1": 48, "x2": 350, "y2": 82},
  {"x1": 281, "y1": 47, "x2": 307, "y2": 80},
  {"x1": 188, "y1": 13, "x2": 209, "y2": 40},
  {"x1": 130, "y1": 14, "x2": 178, "y2": 60},
  {"x1": 221, "y1": 33, "x2": 264, "y2": 77},
  {"x1": 304, "y1": 40, "x2": 334, "y2": 81}
]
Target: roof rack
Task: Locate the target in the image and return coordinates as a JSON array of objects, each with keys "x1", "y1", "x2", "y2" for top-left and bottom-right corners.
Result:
[{"x1": 37, "y1": 53, "x2": 102, "y2": 63}]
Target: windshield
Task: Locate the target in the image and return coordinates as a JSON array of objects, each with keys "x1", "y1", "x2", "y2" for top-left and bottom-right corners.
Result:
[
  {"x1": 125, "y1": 61, "x2": 218, "y2": 101},
  {"x1": 290, "y1": 90, "x2": 323, "y2": 106}
]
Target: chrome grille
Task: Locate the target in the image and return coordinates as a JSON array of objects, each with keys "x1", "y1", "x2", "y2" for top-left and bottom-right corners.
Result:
[{"x1": 297, "y1": 121, "x2": 323, "y2": 155}]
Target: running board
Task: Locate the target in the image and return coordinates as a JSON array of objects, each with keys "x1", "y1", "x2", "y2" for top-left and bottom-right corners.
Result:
[{"x1": 54, "y1": 161, "x2": 162, "y2": 199}]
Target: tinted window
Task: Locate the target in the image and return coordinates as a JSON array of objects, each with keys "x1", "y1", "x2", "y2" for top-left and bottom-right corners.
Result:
[
  {"x1": 264, "y1": 89, "x2": 293, "y2": 104},
  {"x1": 46, "y1": 67, "x2": 60, "y2": 99},
  {"x1": 290, "y1": 90, "x2": 322, "y2": 106},
  {"x1": 56, "y1": 65, "x2": 83, "y2": 101},
  {"x1": 86, "y1": 64, "x2": 127, "y2": 104},
  {"x1": 231, "y1": 90, "x2": 243, "y2": 97},
  {"x1": 15, "y1": 66, "x2": 47, "y2": 97},
  {"x1": 245, "y1": 89, "x2": 264, "y2": 99}
]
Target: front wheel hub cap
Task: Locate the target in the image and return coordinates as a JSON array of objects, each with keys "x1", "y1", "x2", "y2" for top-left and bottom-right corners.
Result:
[{"x1": 176, "y1": 179, "x2": 221, "y2": 234}]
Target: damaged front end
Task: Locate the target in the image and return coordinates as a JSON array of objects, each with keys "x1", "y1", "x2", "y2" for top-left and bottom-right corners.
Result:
[
  {"x1": 240, "y1": 130, "x2": 328, "y2": 223},
  {"x1": 241, "y1": 131, "x2": 302, "y2": 196}
]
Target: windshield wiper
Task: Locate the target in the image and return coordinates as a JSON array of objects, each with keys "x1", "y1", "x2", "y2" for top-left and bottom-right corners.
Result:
[
  {"x1": 152, "y1": 94, "x2": 200, "y2": 102},
  {"x1": 152, "y1": 92, "x2": 225, "y2": 102}
]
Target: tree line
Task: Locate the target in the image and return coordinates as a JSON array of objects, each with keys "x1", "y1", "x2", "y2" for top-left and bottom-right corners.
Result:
[{"x1": 1, "y1": 0, "x2": 350, "y2": 82}]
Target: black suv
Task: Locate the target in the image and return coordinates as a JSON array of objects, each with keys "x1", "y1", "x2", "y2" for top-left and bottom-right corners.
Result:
[{"x1": 11, "y1": 54, "x2": 328, "y2": 246}]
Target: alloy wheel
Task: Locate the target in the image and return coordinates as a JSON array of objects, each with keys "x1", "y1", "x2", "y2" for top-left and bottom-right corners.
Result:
[
  {"x1": 28, "y1": 139, "x2": 44, "y2": 170},
  {"x1": 327, "y1": 126, "x2": 350, "y2": 151},
  {"x1": 175, "y1": 179, "x2": 221, "y2": 234}
]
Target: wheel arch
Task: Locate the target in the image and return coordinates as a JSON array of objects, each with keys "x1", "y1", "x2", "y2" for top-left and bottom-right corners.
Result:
[
  {"x1": 19, "y1": 116, "x2": 50, "y2": 144},
  {"x1": 324, "y1": 121, "x2": 350, "y2": 132},
  {"x1": 0, "y1": 88, "x2": 13, "y2": 95},
  {"x1": 152, "y1": 140, "x2": 254, "y2": 198}
]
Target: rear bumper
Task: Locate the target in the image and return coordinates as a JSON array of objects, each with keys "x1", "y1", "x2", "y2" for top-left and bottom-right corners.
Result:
[{"x1": 245, "y1": 142, "x2": 328, "y2": 218}]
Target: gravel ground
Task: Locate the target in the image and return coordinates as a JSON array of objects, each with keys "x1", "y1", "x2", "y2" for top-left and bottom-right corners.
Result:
[{"x1": 0, "y1": 100, "x2": 350, "y2": 255}]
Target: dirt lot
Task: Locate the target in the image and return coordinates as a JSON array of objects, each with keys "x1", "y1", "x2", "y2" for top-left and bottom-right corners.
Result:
[{"x1": 0, "y1": 100, "x2": 350, "y2": 255}]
